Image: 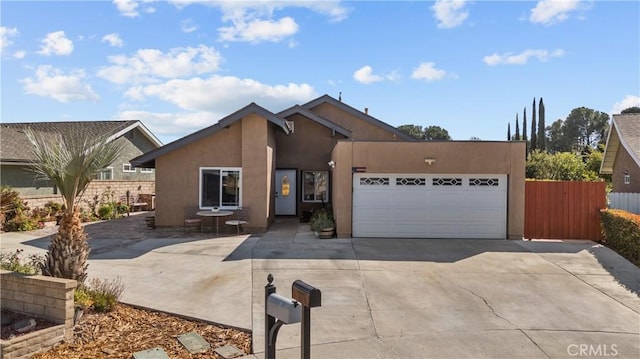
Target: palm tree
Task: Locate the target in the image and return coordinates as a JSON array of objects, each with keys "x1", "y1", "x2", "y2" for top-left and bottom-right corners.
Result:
[{"x1": 25, "y1": 128, "x2": 123, "y2": 284}]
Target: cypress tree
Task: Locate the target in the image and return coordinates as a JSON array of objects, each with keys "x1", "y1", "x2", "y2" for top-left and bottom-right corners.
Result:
[
  {"x1": 522, "y1": 107, "x2": 528, "y2": 155},
  {"x1": 507, "y1": 123, "x2": 511, "y2": 141},
  {"x1": 531, "y1": 97, "x2": 537, "y2": 151},
  {"x1": 515, "y1": 114, "x2": 520, "y2": 140},
  {"x1": 538, "y1": 97, "x2": 546, "y2": 151}
]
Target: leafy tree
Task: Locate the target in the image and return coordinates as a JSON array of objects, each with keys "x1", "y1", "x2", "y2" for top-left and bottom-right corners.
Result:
[
  {"x1": 564, "y1": 107, "x2": 610, "y2": 149},
  {"x1": 507, "y1": 123, "x2": 511, "y2": 141},
  {"x1": 546, "y1": 119, "x2": 566, "y2": 153},
  {"x1": 25, "y1": 128, "x2": 124, "y2": 284},
  {"x1": 397, "y1": 124, "x2": 425, "y2": 140},
  {"x1": 424, "y1": 126, "x2": 451, "y2": 140},
  {"x1": 469, "y1": 136, "x2": 482, "y2": 140},
  {"x1": 526, "y1": 150, "x2": 603, "y2": 181},
  {"x1": 538, "y1": 98, "x2": 546, "y2": 151},
  {"x1": 515, "y1": 114, "x2": 520, "y2": 140},
  {"x1": 531, "y1": 97, "x2": 537, "y2": 152},
  {"x1": 621, "y1": 106, "x2": 640, "y2": 114}
]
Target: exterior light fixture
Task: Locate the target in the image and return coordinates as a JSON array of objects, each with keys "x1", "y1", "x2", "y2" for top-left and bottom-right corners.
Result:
[
  {"x1": 328, "y1": 160, "x2": 336, "y2": 168},
  {"x1": 624, "y1": 170, "x2": 630, "y2": 185},
  {"x1": 424, "y1": 158, "x2": 436, "y2": 165}
]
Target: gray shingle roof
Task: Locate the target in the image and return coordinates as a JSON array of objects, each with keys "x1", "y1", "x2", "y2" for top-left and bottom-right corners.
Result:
[
  {"x1": 600, "y1": 113, "x2": 640, "y2": 174},
  {"x1": 614, "y1": 113, "x2": 640, "y2": 160},
  {"x1": 1, "y1": 120, "x2": 140, "y2": 163}
]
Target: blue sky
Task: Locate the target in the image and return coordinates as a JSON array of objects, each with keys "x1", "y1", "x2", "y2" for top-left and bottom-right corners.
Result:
[{"x1": 1, "y1": 0, "x2": 639, "y2": 144}]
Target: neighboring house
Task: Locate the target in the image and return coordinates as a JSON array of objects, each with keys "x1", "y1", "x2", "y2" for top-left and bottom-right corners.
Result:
[
  {"x1": 1, "y1": 120, "x2": 162, "y2": 208},
  {"x1": 133, "y1": 95, "x2": 525, "y2": 239},
  {"x1": 600, "y1": 113, "x2": 640, "y2": 193}
]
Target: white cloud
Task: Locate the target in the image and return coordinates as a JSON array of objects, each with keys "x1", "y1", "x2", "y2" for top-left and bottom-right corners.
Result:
[
  {"x1": 411, "y1": 62, "x2": 448, "y2": 82},
  {"x1": 219, "y1": 16, "x2": 299, "y2": 43},
  {"x1": 612, "y1": 95, "x2": 640, "y2": 114},
  {"x1": 530, "y1": 0, "x2": 583, "y2": 25},
  {"x1": 1, "y1": 27, "x2": 18, "y2": 50},
  {"x1": 126, "y1": 75, "x2": 316, "y2": 112},
  {"x1": 483, "y1": 49, "x2": 564, "y2": 66},
  {"x1": 353, "y1": 66, "x2": 384, "y2": 84},
  {"x1": 102, "y1": 33, "x2": 124, "y2": 47},
  {"x1": 168, "y1": 1, "x2": 347, "y2": 43},
  {"x1": 21, "y1": 65, "x2": 99, "y2": 103},
  {"x1": 432, "y1": 0, "x2": 470, "y2": 29},
  {"x1": 13, "y1": 50, "x2": 26, "y2": 59},
  {"x1": 117, "y1": 110, "x2": 219, "y2": 139},
  {"x1": 181, "y1": 19, "x2": 198, "y2": 33},
  {"x1": 114, "y1": 0, "x2": 137, "y2": 17},
  {"x1": 37, "y1": 31, "x2": 73, "y2": 56},
  {"x1": 97, "y1": 45, "x2": 223, "y2": 84}
]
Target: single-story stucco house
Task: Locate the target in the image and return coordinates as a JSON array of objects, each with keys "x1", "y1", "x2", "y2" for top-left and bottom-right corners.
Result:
[
  {"x1": 1, "y1": 120, "x2": 162, "y2": 208},
  {"x1": 600, "y1": 113, "x2": 640, "y2": 193},
  {"x1": 132, "y1": 95, "x2": 525, "y2": 239}
]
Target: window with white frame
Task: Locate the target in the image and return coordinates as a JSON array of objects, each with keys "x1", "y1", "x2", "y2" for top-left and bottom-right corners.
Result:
[
  {"x1": 94, "y1": 167, "x2": 113, "y2": 180},
  {"x1": 303, "y1": 171, "x2": 328, "y2": 202},
  {"x1": 200, "y1": 168, "x2": 241, "y2": 209},
  {"x1": 140, "y1": 168, "x2": 154, "y2": 174},
  {"x1": 123, "y1": 163, "x2": 136, "y2": 173}
]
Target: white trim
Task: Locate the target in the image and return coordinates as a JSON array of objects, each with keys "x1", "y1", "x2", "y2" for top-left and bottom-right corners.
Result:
[
  {"x1": 107, "y1": 121, "x2": 163, "y2": 147},
  {"x1": 123, "y1": 163, "x2": 136, "y2": 173},
  {"x1": 95, "y1": 167, "x2": 114, "y2": 180},
  {"x1": 199, "y1": 167, "x2": 242, "y2": 210}
]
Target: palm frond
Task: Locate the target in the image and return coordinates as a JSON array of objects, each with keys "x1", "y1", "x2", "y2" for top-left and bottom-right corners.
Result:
[{"x1": 24, "y1": 127, "x2": 124, "y2": 213}]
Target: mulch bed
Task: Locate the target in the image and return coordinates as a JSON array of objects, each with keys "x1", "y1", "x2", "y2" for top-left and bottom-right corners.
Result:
[
  {"x1": 30, "y1": 304, "x2": 251, "y2": 358},
  {"x1": 1, "y1": 309, "x2": 58, "y2": 340}
]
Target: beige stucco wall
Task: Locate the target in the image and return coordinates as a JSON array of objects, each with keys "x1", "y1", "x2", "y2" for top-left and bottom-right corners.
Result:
[
  {"x1": 331, "y1": 140, "x2": 526, "y2": 239},
  {"x1": 309, "y1": 103, "x2": 401, "y2": 141},
  {"x1": 612, "y1": 145, "x2": 640, "y2": 192},
  {"x1": 155, "y1": 123, "x2": 242, "y2": 226},
  {"x1": 276, "y1": 114, "x2": 348, "y2": 214}
]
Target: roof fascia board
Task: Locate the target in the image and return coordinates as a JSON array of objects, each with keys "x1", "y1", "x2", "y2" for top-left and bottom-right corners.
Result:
[
  {"x1": 110, "y1": 121, "x2": 163, "y2": 147},
  {"x1": 600, "y1": 118, "x2": 618, "y2": 174},
  {"x1": 278, "y1": 105, "x2": 352, "y2": 137},
  {"x1": 131, "y1": 103, "x2": 286, "y2": 167},
  {"x1": 301, "y1": 95, "x2": 417, "y2": 141}
]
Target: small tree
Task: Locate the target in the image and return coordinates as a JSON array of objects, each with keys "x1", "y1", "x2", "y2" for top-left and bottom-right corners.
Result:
[
  {"x1": 538, "y1": 97, "x2": 546, "y2": 151},
  {"x1": 531, "y1": 97, "x2": 537, "y2": 152},
  {"x1": 522, "y1": 107, "x2": 528, "y2": 155},
  {"x1": 26, "y1": 128, "x2": 123, "y2": 284},
  {"x1": 507, "y1": 123, "x2": 511, "y2": 141},
  {"x1": 515, "y1": 114, "x2": 520, "y2": 140}
]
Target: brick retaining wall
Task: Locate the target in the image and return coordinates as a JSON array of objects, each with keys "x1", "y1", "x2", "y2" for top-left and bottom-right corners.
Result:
[{"x1": 0, "y1": 271, "x2": 77, "y2": 359}]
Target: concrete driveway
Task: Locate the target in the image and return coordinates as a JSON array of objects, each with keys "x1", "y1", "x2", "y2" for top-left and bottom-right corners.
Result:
[{"x1": 2, "y1": 215, "x2": 639, "y2": 358}]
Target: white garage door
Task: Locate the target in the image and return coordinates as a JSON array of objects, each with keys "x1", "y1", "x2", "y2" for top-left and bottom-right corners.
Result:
[{"x1": 352, "y1": 174, "x2": 507, "y2": 239}]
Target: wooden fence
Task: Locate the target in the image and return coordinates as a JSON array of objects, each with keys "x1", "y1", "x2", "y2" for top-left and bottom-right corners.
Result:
[
  {"x1": 525, "y1": 180, "x2": 606, "y2": 240},
  {"x1": 608, "y1": 192, "x2": 640, "y2": 214}
]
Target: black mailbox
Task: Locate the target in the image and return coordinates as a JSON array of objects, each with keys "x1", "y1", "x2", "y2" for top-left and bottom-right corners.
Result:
[{"x1": 292, "y1": 280, "x2": 321, "y2": 308}]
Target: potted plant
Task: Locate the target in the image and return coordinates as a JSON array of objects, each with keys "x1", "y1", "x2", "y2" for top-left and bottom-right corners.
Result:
[{"x1": 310, "y1": 208, "x2": 335, "y2": 239}]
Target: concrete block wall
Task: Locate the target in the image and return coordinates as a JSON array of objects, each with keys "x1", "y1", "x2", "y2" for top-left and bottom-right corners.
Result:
[
  {"x1": 22, "y1": 180, "x2": 155, "y2": 209},
  {"x1": 0, "y1": 270, "x2": 77, "y2": 358}
]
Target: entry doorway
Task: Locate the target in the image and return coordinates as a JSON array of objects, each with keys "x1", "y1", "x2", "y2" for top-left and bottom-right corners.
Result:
[{"x1": 275, "y1": 169, "x2": 296, "y2": 215}]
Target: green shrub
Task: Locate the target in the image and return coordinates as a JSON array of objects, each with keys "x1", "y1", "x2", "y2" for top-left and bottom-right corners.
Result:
[
  {"x1": 0, "y1": 249, "x2": 45, "y2": 274},
  {"x1": 4, "y1": 213, "x2": 41, "y2": 232},
  {"x1": 97, "y1": 204, "x2": 114, "y2": 220},
  {"x1": 600, "y1": 209, "x2": 640, "y2": 266},
  {"x1": 310, "y1": 207, "x2": 335, "y2": 232},
  {"x1": 77, "y1": 277, "x2": 125, "y2": 312}
]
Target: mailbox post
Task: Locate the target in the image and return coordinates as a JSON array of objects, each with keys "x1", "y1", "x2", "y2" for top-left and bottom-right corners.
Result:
[
  {"x1": 292, "y1": 280, "x2": 322, "y2": 359},
  {"x1": 265, "y1": 274, "x2": 303, "y2": 359}
]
